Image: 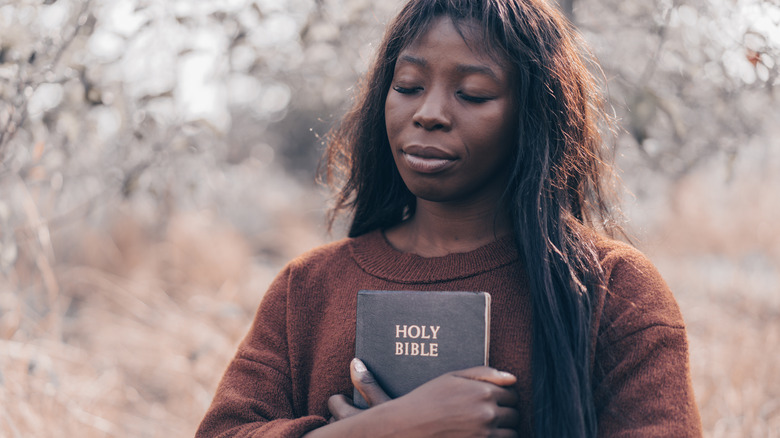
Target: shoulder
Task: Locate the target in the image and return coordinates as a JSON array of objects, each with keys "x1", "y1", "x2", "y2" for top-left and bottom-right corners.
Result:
[
  {"x1": 268, "y1": 230, "x2": 382, "y2": 289},
  {"x1": 594, "y1": 237, "x2": 665, "y2": 287},
  {"x1": 286, "y1": 235, "x2": 356, "y2": 271},
  {"x1": 283, "y1": 229, "x2": 389, "y2": 276},
  {"x1": 258, "y1": 235, "x2": 362, "y2": 311},
  {"x1": 590, "y1": 234, "x2": 686, "y2": 340}
]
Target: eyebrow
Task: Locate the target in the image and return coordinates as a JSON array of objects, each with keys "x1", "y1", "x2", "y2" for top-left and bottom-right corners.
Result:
[
  {"x1": 398, "y1": 55, "x2": 428, "y2": 68},
  {"x1": 455, "y1": 64, "x2": 500, "y2": 82},
  {"x1": 397, "y1": 55, "x2": 500, "y2": 82}
]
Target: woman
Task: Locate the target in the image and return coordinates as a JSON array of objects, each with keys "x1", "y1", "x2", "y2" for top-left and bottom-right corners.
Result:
[{"x1": 196, "y1": 0, "x2": 702, "y2": 436}]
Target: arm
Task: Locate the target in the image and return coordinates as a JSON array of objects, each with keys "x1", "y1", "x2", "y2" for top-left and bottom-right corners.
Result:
[
  {"x1": 304, "y1": 360, "x2": 520, "y2": 438},
  {"x1": 593, "y1": 245, "x2": 702, "y2": 437},
  {"x1": 195, "y1": 267, "x2": 328, "y2": 438},
  {"x1": 594, "y1": 324, "x2": 700, "y2": 437}
]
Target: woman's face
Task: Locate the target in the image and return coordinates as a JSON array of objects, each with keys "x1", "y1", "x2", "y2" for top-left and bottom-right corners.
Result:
[{"x1": 385, "y1": 16, "x2": 517, "y2": 206}]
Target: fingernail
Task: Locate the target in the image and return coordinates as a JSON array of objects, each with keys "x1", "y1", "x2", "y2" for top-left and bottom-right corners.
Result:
[
  {"x1": 352, "y1": 358, "x2": 367, "y2": 373},
  {"x1": 498, "y1": 371, "x2": 515, "y2": 379}
]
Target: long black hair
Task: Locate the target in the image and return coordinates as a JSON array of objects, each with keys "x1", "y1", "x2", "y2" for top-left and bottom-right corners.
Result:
[{"x1": 325, "y1": 0, "x2": 619, "y2": 436}]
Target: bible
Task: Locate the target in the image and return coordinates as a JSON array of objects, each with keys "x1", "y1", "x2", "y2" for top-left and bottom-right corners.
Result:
[{"x1": 353, "y1": 290, "x2": 491, "y2": 408}]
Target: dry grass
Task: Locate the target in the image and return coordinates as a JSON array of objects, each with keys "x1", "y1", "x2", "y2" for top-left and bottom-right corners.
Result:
[
  {"x1": 1, "y1": 158, "x2": 778, "y2": 437},
  {"x1": 0, "y1": 207, "x2": 326, "y2": 437},
  {"x1": 641, "y1": 158, "x2": 780, "y2": 438}
]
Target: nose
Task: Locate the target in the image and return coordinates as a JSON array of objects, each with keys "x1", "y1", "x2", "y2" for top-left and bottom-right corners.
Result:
[{"x1": 412, "y1": 88, "x2": 451, "y2": 131}]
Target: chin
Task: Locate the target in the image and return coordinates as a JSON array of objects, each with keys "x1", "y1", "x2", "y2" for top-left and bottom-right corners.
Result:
[{"x1": 406, "y1": 186, "x2": 462, "y2": 203}]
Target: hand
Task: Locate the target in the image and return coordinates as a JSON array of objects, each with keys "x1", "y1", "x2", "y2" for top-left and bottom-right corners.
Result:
[
  {"x1": 384, "y1": 366, "x2": 520, "y2": 437},
  {"x1": 328, "y1": 358, "x2": 520, "y2": 437},
  {"x1": 328, "y1": 358, "x2": 391, "y2": 422}
]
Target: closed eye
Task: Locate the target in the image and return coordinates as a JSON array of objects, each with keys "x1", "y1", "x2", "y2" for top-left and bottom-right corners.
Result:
[
  {"x1": 457, "y1": 92, "x2": 493, "y2": 103},
  {"x1": 393, "y1": 85, "x2": 422, "y2": 95}
]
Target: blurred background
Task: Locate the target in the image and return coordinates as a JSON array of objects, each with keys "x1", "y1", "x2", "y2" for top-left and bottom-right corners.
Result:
[{"x1": 0, "y1": 0, "x2": 778, "y2": 436}]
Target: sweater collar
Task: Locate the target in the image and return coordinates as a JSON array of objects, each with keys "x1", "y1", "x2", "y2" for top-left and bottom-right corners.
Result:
[{"x1": 349, "y1": 229, "x2": 519, "y2": 284}]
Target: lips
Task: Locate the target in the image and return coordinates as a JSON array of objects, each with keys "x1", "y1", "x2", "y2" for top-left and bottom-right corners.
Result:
[
  {"x1": 404, "y1": 145, "x2": 457, "y2": 159},
  {"x1": 401, "y1": 145, "x2": 458, "y2": 174}
]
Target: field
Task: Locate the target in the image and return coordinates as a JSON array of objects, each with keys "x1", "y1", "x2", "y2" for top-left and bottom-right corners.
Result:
[
  {"x1": 1, "y1": 0, "x2": 778, "y2": 435},
  {"x1": 0, "y1": 153, "x2": 778, "y2": 437}
]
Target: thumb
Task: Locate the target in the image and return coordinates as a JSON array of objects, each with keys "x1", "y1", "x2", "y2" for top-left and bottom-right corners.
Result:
[
  {"x1": 351, "y1": 358, "x2": 392, "y2": 407},
  {"x1": 451, "y1": 366, "x2": 517, "y2": 386}
]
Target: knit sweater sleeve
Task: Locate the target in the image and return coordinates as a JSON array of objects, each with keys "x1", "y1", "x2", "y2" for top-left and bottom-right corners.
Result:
[
  {"x1": 592, "y1": 243, "x2": 702, "y2": 437},
  {"x1": 194, "y1": 265, "x2": 328, "y2": 438}
]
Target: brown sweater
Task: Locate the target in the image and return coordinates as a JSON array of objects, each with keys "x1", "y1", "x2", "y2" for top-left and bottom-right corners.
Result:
[{"x1": 196, "y1": 230, "x2": 702, "y2": 437}]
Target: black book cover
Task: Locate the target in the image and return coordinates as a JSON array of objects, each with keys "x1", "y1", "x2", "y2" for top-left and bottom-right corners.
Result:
[{"x1": 353, "y1": 290, "x2": 491, "y2": 408}]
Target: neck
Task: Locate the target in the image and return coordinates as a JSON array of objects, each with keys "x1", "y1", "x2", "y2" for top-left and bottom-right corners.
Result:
[{"x1": 385, "y1": 196, "x2": 513, "y2": 257}]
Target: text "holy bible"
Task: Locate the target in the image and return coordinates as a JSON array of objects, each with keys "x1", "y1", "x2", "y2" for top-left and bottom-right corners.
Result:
[{"x1": 395, "y1": 325, "x2": 440, "y2": 357}]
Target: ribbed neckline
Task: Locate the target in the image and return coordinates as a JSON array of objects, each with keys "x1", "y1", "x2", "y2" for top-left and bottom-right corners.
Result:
[{"x1": 349, "y1": 229, "x2": 519, "y2": 284}]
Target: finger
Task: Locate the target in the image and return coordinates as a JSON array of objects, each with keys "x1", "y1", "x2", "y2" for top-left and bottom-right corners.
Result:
[
  {"x1": 493, "y1": 386, "x2": 519, "y2": 407},
  {"x1": 327, "y1": 394, "x2": 362, "y2": 421},
  {"x1": 450, "y1": 367, "x2": 518, "y2": 407},
  {"x1": 489, "y1": 429, "x2": 519, "y2": 438},
  {"x1": 452, "y1": 366, "x2": 517, "y2": 386},
  {"x1": 493, "y1": 406, "x2": 521, "y2": 429},
  {"x1": 351, "y1": 358, "x2": 392, "y2": 407}
]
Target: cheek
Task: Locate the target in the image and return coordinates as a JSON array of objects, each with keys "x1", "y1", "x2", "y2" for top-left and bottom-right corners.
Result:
[
  {"x1": 384, "y1": 94, "x2": 413, "y2": 141},
  {"x1": 491, "y1": 105, "x2": 517, "y2": 150},
  {"x1": 384, "y1": 98, "x2": 398, "y2": 142},
  {"x1": 465, "y1": 112, "x2": 515, "y2": 154}
]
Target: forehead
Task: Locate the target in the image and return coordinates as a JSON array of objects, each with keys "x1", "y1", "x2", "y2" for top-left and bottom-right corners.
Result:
[{"x1": 399, "y1": 16, "x2": 508, "y2": 71}]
